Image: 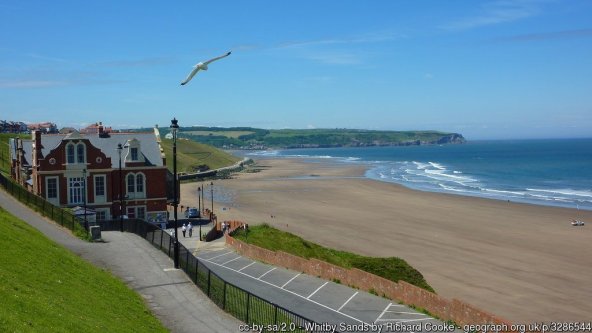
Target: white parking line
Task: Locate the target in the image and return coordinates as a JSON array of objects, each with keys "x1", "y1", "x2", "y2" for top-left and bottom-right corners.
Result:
[
  {"x1": 258, "y1": 267, "x2": 276, "y2": 279},
  {"x1": 307, "y1": 281, "x2": 329, "y2": 299},
  {"x1": 337, "y1": 291, "x2": 358, "y2": 311},
  {"x1": 200, "y1": 257, "x2": 368, "y2": 325},
  {"x1": 281, "y1": 273, "x2": 301, "y2": 288},
  {"x1": 375, "y1": 303, "x2": 392, "y2": 323},
  {"x1": 237, "y1": 262, "x2": 256, "y2": 272},
  {"x1": 386, "y1": 311, "x2": 427, "y2": 316},
  {"x1": 221, "y1": 256, "x2": 242, "y2": 265},
  {"x1": 205, "y1": 251, "x2": 232, "y2": 260},
  {"x1": 399, "y1": 318, "x2": 433, "y2": 323}
]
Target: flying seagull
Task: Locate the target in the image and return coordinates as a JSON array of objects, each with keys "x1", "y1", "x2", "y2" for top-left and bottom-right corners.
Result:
[{"x1": 180, "y1": 51, "x2": 231, "y2": 85}]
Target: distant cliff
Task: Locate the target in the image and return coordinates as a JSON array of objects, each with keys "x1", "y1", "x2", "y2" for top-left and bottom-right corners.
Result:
[{"x1": 151, "y1": 126, "x2": 466, "y2": 149}]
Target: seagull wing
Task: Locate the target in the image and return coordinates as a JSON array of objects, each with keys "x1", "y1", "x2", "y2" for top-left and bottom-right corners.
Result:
[
  {"x1": 180, "y1": 66, "x2": 200, "y2": 85},
  {"x1": 203, "y1": 51, "x2": 232, "y2": 66}
]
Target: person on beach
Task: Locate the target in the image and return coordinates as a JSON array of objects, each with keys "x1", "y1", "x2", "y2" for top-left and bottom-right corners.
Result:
[
  {"x1": 181, "y1": 223, "x2": 187, "y2": 237},
  {"x1": 188, "y1": 222, "x2": 193, "y2": 237}
]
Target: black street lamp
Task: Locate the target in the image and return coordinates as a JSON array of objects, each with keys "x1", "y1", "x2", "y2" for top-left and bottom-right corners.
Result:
[
  {"x1": 82, "y1": 168, "x2": 88, "y2": 230},
  {"x1": 170, "y1": 118, "x2": 180, "y2": 269},
  {"x1": 210, "y1": 181, "x2": 214, "y2": 223},
  {"x1": 117, "y1": 143, "x2": 123, "y2": 232},
  {"x1": 201, "y1": 182, "x2": 204, "y2": 214},
  {"x1": 197, "y1": 186, "x2": 201, "y2": 214}
]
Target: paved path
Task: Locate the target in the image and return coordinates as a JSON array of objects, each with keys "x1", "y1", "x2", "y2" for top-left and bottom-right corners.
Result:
[
  {"x1": 194, "y1": 248, "x2": 463, "y2": 333},
  {"x1": 0, "y1": 188, "x2": 243, "y2": 333}
]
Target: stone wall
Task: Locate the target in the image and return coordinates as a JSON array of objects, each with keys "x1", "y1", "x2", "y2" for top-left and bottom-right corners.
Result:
[{"x1": 225, "y1": 226, "x2": 512, "y2": 328}]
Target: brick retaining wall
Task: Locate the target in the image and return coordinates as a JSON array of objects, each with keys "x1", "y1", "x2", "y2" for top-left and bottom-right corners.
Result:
[{"x1": 225, "y1": 224, "x2": 513, "y2": 328}]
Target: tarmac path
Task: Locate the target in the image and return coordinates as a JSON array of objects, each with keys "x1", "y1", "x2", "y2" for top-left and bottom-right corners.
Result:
[{"x1": 0, "y1": 188, "x2": 243, "y2": 333}]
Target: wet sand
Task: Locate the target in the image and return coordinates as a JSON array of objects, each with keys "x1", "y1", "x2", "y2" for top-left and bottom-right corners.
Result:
[{"x1": 179, "y1": 158, "x2": 592, "y2": 323}]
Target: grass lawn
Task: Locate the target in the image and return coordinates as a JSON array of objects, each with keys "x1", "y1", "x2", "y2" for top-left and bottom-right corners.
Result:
[
  {"x1": 233, "y1": 224, "x2": 434, "y2": 293},
  {"x1": 160, "y1": 138, "x2": 239, "y2": 174},
  {"x1": 0, "y1": 207, "x2": 168, "y2": 332}
]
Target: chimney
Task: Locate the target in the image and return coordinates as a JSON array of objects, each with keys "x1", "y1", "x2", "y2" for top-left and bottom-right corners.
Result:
[{"x1": 33, "y1": 130, "x2": 43, "y2": 165}]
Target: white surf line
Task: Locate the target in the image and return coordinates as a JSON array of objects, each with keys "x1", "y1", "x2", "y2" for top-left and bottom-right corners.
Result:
[
  {"x1": 281, "y1": 273, "x2": 301, "y2": 288},
  {"x1": 337, "y1": 291, "x2": 358, "y2": 311},
  {"x1": 221, "y1": 256, "x2": 242, "y2": 265},
  {"x1": 374, "y1": 303, "x2": 392, "y2": 324},
  {"x1": 237, "y1": 262, "x2": 256, "y2": 272},
  {"x1": 200, "y1": 257, "x2": 368, "y2": 325},
  {"x1": 257, "y1": 267, "x2": 276, "y2": 279},
  {"x1": 204, "y1": 251, "x2": 233, "y2": 260},
  {"x1": 306, "y1": 281, "x2": 328, "y2": 299}
]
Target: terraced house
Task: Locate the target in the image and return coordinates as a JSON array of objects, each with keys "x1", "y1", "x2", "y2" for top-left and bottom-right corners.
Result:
[{"x1": 10, "y1": 125, "x2": 169, "y2": 224}]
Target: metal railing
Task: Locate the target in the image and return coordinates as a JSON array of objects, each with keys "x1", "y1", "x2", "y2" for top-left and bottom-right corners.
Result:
[
  {"x1": 0, "y1": 173, "x2": 88, "y2": 237},
  {"x1": 122, "y1": 219, "x2": 331, "y2": 333},
  {"x1": 0, "y1": 172, "x2": 330, "y2": 332}
]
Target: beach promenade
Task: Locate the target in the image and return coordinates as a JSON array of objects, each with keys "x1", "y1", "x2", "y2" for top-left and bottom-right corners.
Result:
[{"x1": 180, "y1": 158, "x2": 592, "y2": 323}]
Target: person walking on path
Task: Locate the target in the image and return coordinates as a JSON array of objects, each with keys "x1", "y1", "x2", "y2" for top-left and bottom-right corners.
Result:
[
  {"x1": 181, "y1": 223, "x2": 187, "y2": 237},
  {"x1": 187, "y1": 222, "x2": 193, "y2": 237}
]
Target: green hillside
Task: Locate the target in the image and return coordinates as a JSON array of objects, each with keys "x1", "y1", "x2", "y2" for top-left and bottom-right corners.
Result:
[
  {"x1": 160, "y1": 137, "x2": 240, "y2": 174},
  {"x1": 233, "y1": 224, "x2": 434, "y2": 292},
  {"x1": 0, "y1": 207, "x2": 167, "y2": 332},
  {"x1": 156, "y1": 126, "x2": 466, "y2": 149}
]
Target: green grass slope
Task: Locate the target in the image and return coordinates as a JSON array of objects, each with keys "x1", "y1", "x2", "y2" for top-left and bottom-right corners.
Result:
[
  {"x1": 160, "y1": 138, "x2": 239, "y2": 174},
  {"x1": 0, "y1": 207, "x2": 167, "y2": 332},
  {"x1": 233, "y1": 224, "x2": 434, "y2": 292}
]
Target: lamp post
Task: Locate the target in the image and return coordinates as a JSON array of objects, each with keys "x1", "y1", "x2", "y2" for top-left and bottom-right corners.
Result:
[
  {"x1": 171, "y1": 118, "x2": 180, "y2": 269},
  {"x1": 82, "y1": 168, "x2": 88, "y2": 230},
  {"x1": 210, "y1": 181, "x2": 214, "y2": 223},
  {"x1": 197, "y1": 186, "x2": 201, "y2": 215},
  {"x1": 117, "y1": 143, "x2": 123, "y2": 232}
]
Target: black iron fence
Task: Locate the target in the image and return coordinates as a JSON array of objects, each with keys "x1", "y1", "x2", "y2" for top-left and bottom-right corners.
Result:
[
  {"x1": 122, "y1": 219, "x2": 331, "y2": 333},
  {"x1": 0, "y1": 172, "x2": 330, "y2": 332},
  {"x1": 0, "y1": 173, "x2": 88, "y2": 238}
]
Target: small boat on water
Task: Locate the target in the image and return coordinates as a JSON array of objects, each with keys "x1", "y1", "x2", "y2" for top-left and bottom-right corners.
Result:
[{"x1": 571, "y1": 220, "x2": 585, "y2": 226}]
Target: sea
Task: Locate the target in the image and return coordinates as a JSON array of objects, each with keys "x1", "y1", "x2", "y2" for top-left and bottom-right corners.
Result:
[{"x1": 244, "y1": 138, "x2": 592, "y2": 211}]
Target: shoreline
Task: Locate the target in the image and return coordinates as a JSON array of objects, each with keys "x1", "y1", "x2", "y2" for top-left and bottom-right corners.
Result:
[{"x1": 180, "y1": 158, "x2": 592, "y2": 323}]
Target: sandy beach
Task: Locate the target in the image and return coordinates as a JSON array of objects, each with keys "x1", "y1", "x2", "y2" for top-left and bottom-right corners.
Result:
[{"x1": 180, "y1": 158, "x2": 592, "y2": 323}]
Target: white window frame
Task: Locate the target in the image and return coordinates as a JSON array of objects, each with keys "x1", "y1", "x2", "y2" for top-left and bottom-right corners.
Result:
[
  {"x1": 95, "y1": 208, "x2": 109, "y2": 222},
  {"x1": 126, "y1": 172, "x2": 146, "y2": 199},
  {"x1": 76, "y1": 143, "x2": 86, "y2": 164},
  {"x1": 94, "y1": 174, "x2": 106, "y2": 204},
  {"x1": 127, "y1": 206, "x2": 146, "y2": 220},
  {"x1": 68, "y1": 177, "x2": 85, "y2": 205},
  {"x1": 131, "y1": 147, "x2": 138, "y2": 161},
  {"x1": 45, "y1": 176, "x2": 59, "y2": 206},
  {"x1": 66, "y1": 143, "x2": 75, "y2": 164}
]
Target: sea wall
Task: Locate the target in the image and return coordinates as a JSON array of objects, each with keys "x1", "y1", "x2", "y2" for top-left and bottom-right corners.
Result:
[{"x1": 225, "y1": 224, "x2": 512, "y2": 328}]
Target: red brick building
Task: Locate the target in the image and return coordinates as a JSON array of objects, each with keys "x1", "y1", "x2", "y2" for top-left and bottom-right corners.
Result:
[{"x1": 10, "y1": 125, "x2": 169, "y2": 223}]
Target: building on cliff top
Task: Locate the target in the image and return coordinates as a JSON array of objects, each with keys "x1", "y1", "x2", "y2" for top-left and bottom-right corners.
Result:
[{"x1": 9, "y1": 124, "x2": 169, "y2": 224}]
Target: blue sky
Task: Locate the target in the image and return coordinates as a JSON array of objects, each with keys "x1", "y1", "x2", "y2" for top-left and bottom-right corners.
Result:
[{"x1": 1, "y1": 1, "x2": 591, "y2": 139}]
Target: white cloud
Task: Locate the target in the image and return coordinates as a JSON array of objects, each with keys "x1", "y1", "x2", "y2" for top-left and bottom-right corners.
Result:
[
  {"x1": 441, "y1": 0, "x2": 544, "y2": 31},
  {"x1": 0, "y1": 80, "x2": 66, "y2": 88},
  {"x1": 305, "y1": 52, "x2": 361, "y2": 65}
]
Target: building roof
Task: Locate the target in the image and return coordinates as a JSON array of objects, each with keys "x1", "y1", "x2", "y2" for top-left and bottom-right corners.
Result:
[{"x1": 21, "y1": 131, "x2": 164, "y2": 168}]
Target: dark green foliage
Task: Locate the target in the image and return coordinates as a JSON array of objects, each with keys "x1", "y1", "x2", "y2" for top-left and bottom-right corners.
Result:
[
  {"x1": 149, "y1": 126, "x2": 465, "y2": 149},
  {"x1": 233, "y1": 224, "x2": 434, "y2": 292}
]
